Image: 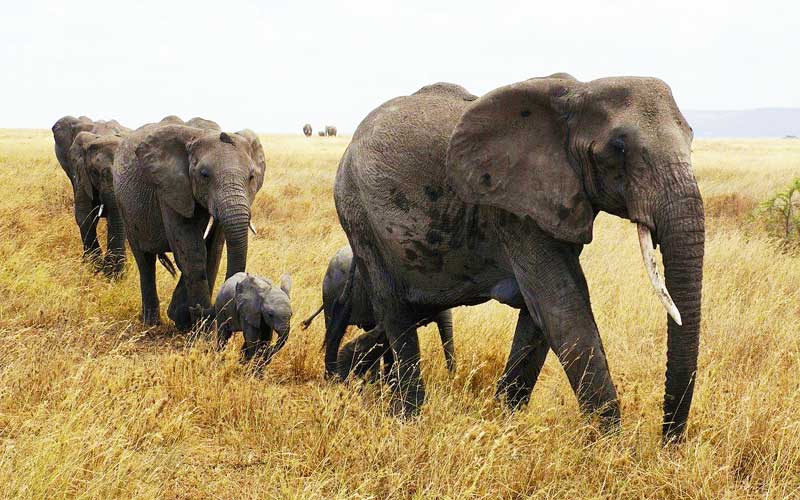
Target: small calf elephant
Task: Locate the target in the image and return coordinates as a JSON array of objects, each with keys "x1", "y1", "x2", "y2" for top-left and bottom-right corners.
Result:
[
  {"x1": 302, "y1": 245, "x2": 456, "y2": 380},
  {"x1": 325, "y1": 125, "x2": 337, "y2": 137},
  {"x1": 303, "y1": 124, "x2": 313, "y2": 137},
  {"x1": 211, "y1": 272, "x2": 293, "y2": 368},
  {"x1": 318, "y1": 130, "x2": 326, "y2": 137}
]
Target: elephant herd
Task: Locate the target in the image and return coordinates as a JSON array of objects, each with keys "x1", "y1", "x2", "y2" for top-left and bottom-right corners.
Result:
[
  {"x1": 52, "y1": 72, "x2": 705, "y2": 442},
  {"x1": 303, "y1": 124, "x2": 337, "y2": 137}
]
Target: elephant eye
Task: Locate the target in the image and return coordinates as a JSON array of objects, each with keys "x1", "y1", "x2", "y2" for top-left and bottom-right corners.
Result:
[
  {"x1": 610, "y1": 137, "x2": 625, "y2": 154},
  {"x1": 200, "y1": 168, "x2": 210, "y2": 178}
]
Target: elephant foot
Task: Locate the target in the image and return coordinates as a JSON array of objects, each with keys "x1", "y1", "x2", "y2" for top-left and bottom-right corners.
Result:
[
  {"x1": 102, "y1": 255, "x2": 126, "y2": 280},
  {"x1": 389, "y1": 390, "x2": 424, "y2": 419},
  {"x1": 142, "y1": 308, "x2": 162, "y2": 327}
]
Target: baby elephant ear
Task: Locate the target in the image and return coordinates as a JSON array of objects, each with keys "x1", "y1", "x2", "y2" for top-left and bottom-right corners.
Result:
[
  {"x1": 279, "y1": 273, "x2": 292, "y2": 298},
  {"x1": 446, "y1": 77, "x2": 594, "y2": 244},
  {"x1": 236, "y1": 129, "x2": 266, "y2": 192},
  {"x1": 135, "y1": 125, "x2": 199, "y2": 218}
]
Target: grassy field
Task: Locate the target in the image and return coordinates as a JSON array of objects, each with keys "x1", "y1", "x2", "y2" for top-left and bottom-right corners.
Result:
[{"x1": 1, "y1": 130, "x2": 799, "y2": 498}]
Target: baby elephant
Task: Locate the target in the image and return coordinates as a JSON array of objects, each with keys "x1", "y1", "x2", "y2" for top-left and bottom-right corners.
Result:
[
  {"x1": 302, "y1": 245, "x2": 456, "y2": 380},
  {"x1": 212, "y1": 272, "x2": 293, "y2": 368}
]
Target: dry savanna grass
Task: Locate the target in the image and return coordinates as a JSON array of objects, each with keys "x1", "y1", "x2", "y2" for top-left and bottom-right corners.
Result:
[{"x1": 1, "y1": 129, "x2": 800, "y2": 498}]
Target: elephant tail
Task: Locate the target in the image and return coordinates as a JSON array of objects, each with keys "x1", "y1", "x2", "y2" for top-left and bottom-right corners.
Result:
[
  {"x1": 322, "y1": 259, "x2": 356, "y2": 378},
  {"x1": 301, "y1": 303, "x2": 325, "y2": 330},
  {"x1": 157, "y1": 253, "x2": 177, "y2": 278}
]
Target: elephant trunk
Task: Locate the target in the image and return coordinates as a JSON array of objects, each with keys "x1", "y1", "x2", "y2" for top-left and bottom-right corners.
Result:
[
  {"x1": 269, "y1": 321, "x2": 291, "y2": 361},
  {"x1": 103, "y1": 192, "x2": 126, "y2": 278},
  {"x1": 653, "y1": 184, "x2": 705, "y2": 441},
  {"x1": 218, "y1": 193, "x2": 251, "y2": 280}
]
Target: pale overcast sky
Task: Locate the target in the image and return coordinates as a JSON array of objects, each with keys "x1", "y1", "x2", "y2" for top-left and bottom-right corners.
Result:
[{"x1": 1, "y1": 0, "x2": 798, "y2": 133}]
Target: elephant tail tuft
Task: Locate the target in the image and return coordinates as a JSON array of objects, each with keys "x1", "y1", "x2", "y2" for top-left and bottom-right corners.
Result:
[
  {"x1": 301, "y1": 303, "x2": 325, "y2": 330},
  {"x1": 157, "y1": 253, "x2": 177, "y2": 278}
]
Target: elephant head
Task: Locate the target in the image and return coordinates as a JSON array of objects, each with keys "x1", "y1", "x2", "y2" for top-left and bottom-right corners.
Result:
[
  {"x1": 446, "y1": 74, "x2": 704, "y2": 440},
  {"x1": 53, "y1": 116, "x2": 94, "y2": 184},
  {"x1": 134, "y1": 125, "x2": 266, "y2": 279},
  {"x1": 235, "y1": 273, "x2": 293, "y2": 364},
  {"x1": 68, "y1": 132, "x2": 122, "y2": 202}
]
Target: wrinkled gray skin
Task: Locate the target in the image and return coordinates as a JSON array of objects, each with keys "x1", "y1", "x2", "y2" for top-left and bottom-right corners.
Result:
[
  {"x1": 327, "y1": 75, "x2": 704, "y2": 442},
  {"x1": 303, "y1": 124, "x2": 313, "y2": 137},
  {"x1": 52, "y1": 116, "x2": 130, "y2": 276},
  {"x1": 211, "y1": 272, "x2": 292, "y2": 368},
  {"x1": 325, "y1": 125, "x2": 337, "y2": 137},
  {"x1": 302, "y1": 245, "x2": 455, "y2": 379},
  {"x1": 113, "y1": 116, "x2": 267, "y2": 330}
]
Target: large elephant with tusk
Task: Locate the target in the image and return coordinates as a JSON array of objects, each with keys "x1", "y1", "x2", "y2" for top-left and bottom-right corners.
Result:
[
  {"x1": 52, "y1": 116, "x2": 130, "y2": 274},
  {"x1": 326, "y1": 76, "x2": 704, "y2": 442},
  {"x1": 113, "y1": 116, "x2": 266, "y2": 330}
]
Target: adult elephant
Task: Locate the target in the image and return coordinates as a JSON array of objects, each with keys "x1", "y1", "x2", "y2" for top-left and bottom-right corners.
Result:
[
  {"x1": 303, "y1": 124, "x2": 313, "y2": 137},
  {"x1": 325, "y1": 125, "x2": 337, "y2": 137},
  {"x1": 67, "y1": 132, "x2": 127, "y2": 276},
  {"x1": 52, "y1": 116, "x2": 130, "y2": 272},
  {"x1": 113, "y1": 117, "x2": 266, "y2": 330},
  {"x1": 326, "y1": 75, "x2": 704, "y2": 441}
]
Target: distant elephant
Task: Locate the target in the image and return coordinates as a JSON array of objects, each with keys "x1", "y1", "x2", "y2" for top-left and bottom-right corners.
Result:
[
  {"x1": 318, "y1": 130, "x2": 326, "y2": 137},
  {"x1": 52, "y1": 116, "x2": 130, "y2": 273},
  {"x1": 326, "y1": 76, "x2": 704, "y2": 442},
  {"x1": 67, "y1": 132, "x2": 127, "y2": 276},
  {"x1": 302, "y1": 245, "x2": 455, "y2": 379},
  {"x1": 303, "y1": 124, "x2": 313, "y2": 137},
  {"x1": 113, "y1": 116, "x2": 266, "y2": 330},
  {"x1": 209, "y1": 272, "x2": 292, "y2": 368},
  {"x1": 325, "y1": 125, "x2": 337, "y2": 137}
]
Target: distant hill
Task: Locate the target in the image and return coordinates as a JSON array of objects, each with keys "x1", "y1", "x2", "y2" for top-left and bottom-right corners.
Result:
[{"x1": 684, "y1": 108, "x2": 800, "y2": 138}]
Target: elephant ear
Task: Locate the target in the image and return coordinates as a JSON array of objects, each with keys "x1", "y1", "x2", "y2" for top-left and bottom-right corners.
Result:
[
  {"x1": 236, "y1": 129, "x2": 266, "y2": 192},
  {"x1": 279, "y1": 273, "x2": 292, "y2": 298},
  {"x1": 135, "y1": 125, "x2": 200, "y2": 218},
  {"x1": 69, "y1": 132, "x2": 95, "y2": 200},
  {"x1": 446, "y1": 77, "x2": 594, "y2": 244}
]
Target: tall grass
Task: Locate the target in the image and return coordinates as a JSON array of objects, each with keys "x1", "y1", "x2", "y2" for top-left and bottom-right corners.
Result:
[{"x1": 1, "y1": 130, "x2": 799, "y2": 498}]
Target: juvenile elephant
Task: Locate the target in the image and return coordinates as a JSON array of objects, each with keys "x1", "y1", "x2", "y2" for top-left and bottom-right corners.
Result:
[
  {"x1": 318, "y1": 130, "x2": 326, "y2": 137},
  {"x1": 327, "y1": 76, "x2": 704, "y2": 441},
  {"x1": 113, "y1": 116, "x2": 266, "y2": 330},
  {"x1": 325, "y1": 125, "x2": 337, "y2": 137},
  {"x1": 52, "y1": 116, "x2": 130, "y2": 272},
  {"x1": 210, "y1": 272, "x2": 292, "y2": 368},
  {"x1": 303, "y1": 124, "x2": 313, "y2": 137},
  {"x1": 67, "y1": 132, "x2": 127, "y2": 276},
  {"x1": 302, "y1": 245, "x2": 456, "y2": 379}
]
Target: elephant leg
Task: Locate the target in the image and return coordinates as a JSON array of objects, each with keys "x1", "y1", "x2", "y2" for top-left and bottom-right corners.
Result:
[
  {"x1": 383, "y1": 311, "x2": 424, "y2": 417},
  {"x1": 381, "y1": 341, "x2": 395, "y2": 381},
  {"x1": 496, "y1": 308, "x2": 549, "y2": 408},
  {"x1": 336, "y1": 325, "x2": 387, "y2": 381},
  {"x1": 132, "y1": 249, "x2": 160, "y2": 326},
  {"x1": 216, "y1": 325, "x2": 233, "y2": 351},
  {"x1": 74, "y1": 196, "x2": 101, "y2": 267},
  {"x1": 164, "y1": 216, "x2": 210, "y2": 331},
  {"x1": 500, "y1": 221, "x2": 620, "y2": 430},
  {"x1": 434, "y1": 309, "x2": 456, "y2": 373},
  {"x1": 102, "y1": 195, "x2": 126, "y2": 279}
]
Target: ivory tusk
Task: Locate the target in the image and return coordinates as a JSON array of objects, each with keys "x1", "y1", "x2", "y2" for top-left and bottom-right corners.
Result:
[
  {"x1": 97, "y1": 205, "x2": 104, "y2": 217},
  {"x1": 204, "y1": 217, "x2": 214, "y2": 240},
  {"x1": 637, "y1": 224, "x2": 682, "y2": 326},
  {"x1": 249, "y1": 221, "x2": 257, "y2": 236}
]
